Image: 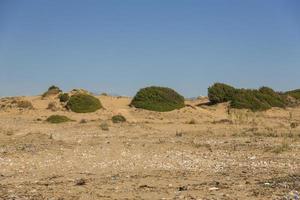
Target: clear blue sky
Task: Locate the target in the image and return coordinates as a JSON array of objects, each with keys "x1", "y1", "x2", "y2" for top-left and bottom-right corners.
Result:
[{"x1": 0, "y1": 0, "x2": 299, "y2": 97}]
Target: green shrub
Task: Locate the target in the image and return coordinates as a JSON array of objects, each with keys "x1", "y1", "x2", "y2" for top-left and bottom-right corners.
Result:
[
  {"x1": 112, "y1": 115, "x2": 126, "y2": 123},
  {"x1": 208, "y1": 83, "x2": 237, "y2": 104},
  {"x1": 67, "y1": 94, "x2": 102, "y2": 113},
  {"x1": 46, "y1": 115, "x2": 72, "y2": 123},
  {"x1": 42, "y1": 85, "x2": 62, "y2": 97},
  {"x1": 59, "y1": 93, "x2": 70, "y2": 102},
  {"x1": 130, "y1": 86, "x2": 185, "y2": 112}
]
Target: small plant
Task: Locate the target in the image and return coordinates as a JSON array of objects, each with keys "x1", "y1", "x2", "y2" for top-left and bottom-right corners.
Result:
[
  {"x1": 112, "y1": 115, "x2": 126, "y2": 123},
  {"x1": 175, "y1": 131, "x2": 184, "y2": 137},
  {"x1": 290, "y1": 122, "x2": 298, "y2": 129},
  {"x1": 131, "y1": 86, "x2": 185, "y2": 112},
  {"x1": 67, "y1": 94, "x2": 102, "y2": 113},
  {"x1": 100, "y1": 122, "x2": 109, "y2": 131},
  {"x1": 80, "y1": 119, "x2": 87, "y2": 124},
  {"x1": 46, "y1": 115, "x2": 72, "y2": 123},
  {"x1": 59, "y1": 93, "x2": 70, "y2": 102}
]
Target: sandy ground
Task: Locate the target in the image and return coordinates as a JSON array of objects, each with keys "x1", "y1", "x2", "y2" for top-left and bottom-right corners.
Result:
[{"x1": 0, "y1": 95, "x2": 300, "y2": 200}]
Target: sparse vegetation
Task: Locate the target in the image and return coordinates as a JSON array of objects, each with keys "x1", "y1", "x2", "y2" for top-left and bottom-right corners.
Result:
[
  {"x1": 15, "y1": 100, "x2": 33, "y2": 109},
  {"x1": 47, "y1": 102, "x2": 58, "y2": 111},
  {"x1": 272, "y1": 140, "x2": 291, "y2": 154},
  {"x1": 46, "y1": 115, "x2": 72, "y2": 123},
  {"x1": 59, "y1": 93, "x2": 70, "y2": 102},
  {"x1": 131, "y1": 86, "x2": 185, "y2": 112},
  {"x1": 112, "y1": 115, "x2": 126, "y2": 123},
  {"x1": 212, "y1": 119, "x2": 233, "y2": 124},
  {"x1": 67, "y1": 94, "x2": 102, "y2": 113}
]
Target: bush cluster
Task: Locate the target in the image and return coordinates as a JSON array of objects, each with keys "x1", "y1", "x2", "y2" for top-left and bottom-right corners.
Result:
[
  {"x1": 130, "y1": 86, "x2": 185, "y2": 112},
  {"x1": 66, "y1": 94, "x2": 102, "y2": 113},
  {"x1": 208, "y1": 83, "x2": 288, "y2": 111}
]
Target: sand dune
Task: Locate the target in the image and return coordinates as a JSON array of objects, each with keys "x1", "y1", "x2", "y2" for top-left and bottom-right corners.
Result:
[{"x1": 0, "y1": 95, "x2": 299, "y2": 199}]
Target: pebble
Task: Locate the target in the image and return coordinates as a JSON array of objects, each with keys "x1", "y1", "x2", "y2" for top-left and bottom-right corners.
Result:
[{"x1": 209, "y1": 187, "x2": 219, "y2": 191}]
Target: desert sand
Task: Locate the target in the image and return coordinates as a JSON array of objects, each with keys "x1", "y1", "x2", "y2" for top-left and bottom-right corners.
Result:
[{"x1": 0, "y1": 95, "x2": 299, "y2": 200}]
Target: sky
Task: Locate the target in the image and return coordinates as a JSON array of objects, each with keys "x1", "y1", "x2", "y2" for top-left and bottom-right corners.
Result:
[{"x1": 0, "y1": 0, "x2": 300, "y2": 97}]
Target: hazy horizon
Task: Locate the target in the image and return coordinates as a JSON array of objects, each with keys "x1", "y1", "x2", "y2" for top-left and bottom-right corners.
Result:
[{"x1": 1, "y1": 0, "x2": 300, "y2": 97}]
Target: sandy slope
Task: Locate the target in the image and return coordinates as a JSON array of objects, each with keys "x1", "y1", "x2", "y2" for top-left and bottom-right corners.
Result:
[{"x1": 0, "y1": 95, "x2": 300, "y2": 200}]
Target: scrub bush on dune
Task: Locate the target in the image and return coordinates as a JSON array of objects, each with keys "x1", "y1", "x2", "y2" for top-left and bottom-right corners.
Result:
[
  {"x1": 208, "y1": 83, "x2": 290, "y2": 112},
  {"x1": 66, "y1": 94, "x2": 102, "y2": 113},
  {"x1": 208, "y1": 83, "x2": 237, "y2": 104},
  {"x1": 130, "y1": 86, "x2": 185, "y2": 112},
  {"x1": 285, "y1": 89, "x2": 300, "y2": 100},
  {"x1": 42, "y1": 85, "x2": 62, "y2": 97}
]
